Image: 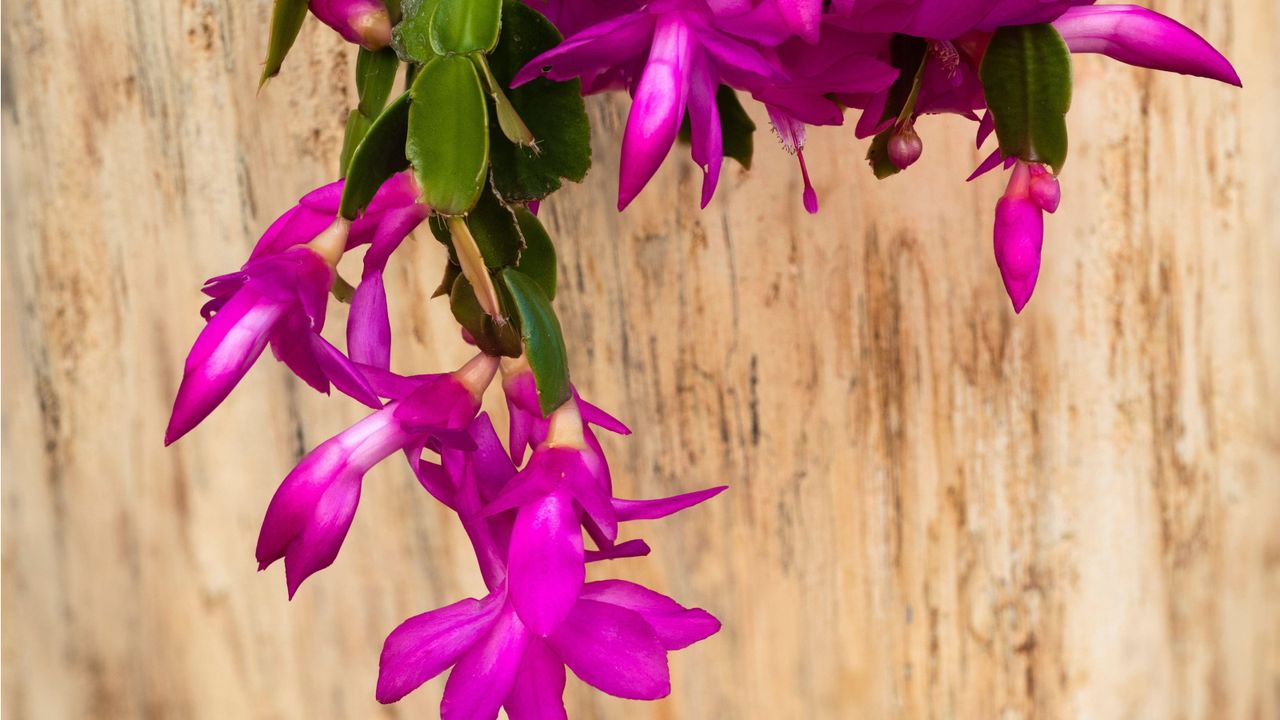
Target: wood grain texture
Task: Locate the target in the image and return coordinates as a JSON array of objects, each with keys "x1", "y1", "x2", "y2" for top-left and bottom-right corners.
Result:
[{"x1": 3, "y1": 1, "x2": 1278, "y2": 718}]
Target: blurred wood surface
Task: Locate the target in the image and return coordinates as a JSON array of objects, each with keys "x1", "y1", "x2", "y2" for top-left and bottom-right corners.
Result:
[{"x1": 3, "y1": 1, "x2": 1278, "y2": 718}]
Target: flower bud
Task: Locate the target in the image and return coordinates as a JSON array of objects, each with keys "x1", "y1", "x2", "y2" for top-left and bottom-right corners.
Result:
[
  {"x1": 1028, "y1": 167, "x2": 1062, "y2": 213},
  {"x1": 993, "y1": 168, "x2": 1045, "y2": 314},
  {"x1": 888, "y1": 126, "x2": 924, "y2": 170}
]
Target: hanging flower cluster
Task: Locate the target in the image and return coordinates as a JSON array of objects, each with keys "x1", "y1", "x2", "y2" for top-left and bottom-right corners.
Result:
[{"x1": 168, "y1": 0, "x2": 1237, "y2": 716}]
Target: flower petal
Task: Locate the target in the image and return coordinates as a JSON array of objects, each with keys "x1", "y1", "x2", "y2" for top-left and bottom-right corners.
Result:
[
  {"x1": 618, "y1": 14, "x2": 695, "y2": 210},
  {"x1": 1053, "y1": 5, "x2": 1241, "y2": 86},
  {"x1": 580, "y1": 580, "x2": 721, "y2": 650},
  {"x1": 513, "y1": 12, "x2": 654, "y2": 87},
  {"x1": 508, "y1": 491, "x2": 585, "y2": 636},
  {"x1": 256, "y1": 404, "x2": 410, "y2": 584},
  {"x1": 165, "y1": 286, "x2": 289, "y2": 444},
  {"x1": 348, "y1": 204, "x2": 429, "y2": 369},
  {"x1": 584, "y1": 538, "x2": 651, "y2": 563},
  {"x1": 308, "y1": 333, "x2": 382, "y2": 408},
  {"x1": 377, "y1": 594, "x2": 505, "y2": 704},
  {"x1": 441, "y1": 607, "x2": 531, "y2": 720},
  {"x1": 613, "y1": 485, "x2": 727, "y2": 522},
  {"x1": 994, "y1": 165, "x2": 1045, "y2": 314},
  {"x1": 547, "y1": 599, "x2": 669, "y2": 700},
  {"x1": 685, "y1": 53, "x2": 724, "y2": 208},
  {"x1": 503, "y1": 638, "x2": 568, "y2": 720},
  {"x1": 283, "y1": 473, "x2": 362, "y2": 597},
  {"x1": 576, "y1": 397, "x2": 631, "y2": 435}
]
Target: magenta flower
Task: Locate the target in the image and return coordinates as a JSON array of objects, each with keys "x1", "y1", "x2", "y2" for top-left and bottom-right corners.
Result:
[
  {"x1": 309, "y1": 0, "x2": 392, "y2": 50},
  {"x1": 166, "y1": 223, "x2": 351, "y2": 445},
  {"x1": 256, "y1": 354, "x2": 498, "y2": 596},
  {"x1": 165, "y1": 173, "x2": 425, "y2": 445},
  {"x1": 513, "y1": 1, "x2": 780, "y2": 209},
  {"x1": 376, "y1": 580, "x2": 719, "y2": 715},
  {"x1": 375, "y1": 405, "x2": 723, "y2": 714},
  {"x1": 485, "y1": 390, "x2": 725, "y2": 638}
]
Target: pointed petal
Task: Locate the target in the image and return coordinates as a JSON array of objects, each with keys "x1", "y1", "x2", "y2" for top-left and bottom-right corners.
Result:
[
  {"x1": 297, "y1": 178, "x2": 346, "y2": 213},
  {"x1": 548, "y1": 599, "x2": 669, "y2": 700},
  {"x1": 613, "y1": 485, "x2": 727, "y2": 522},
  {"x1": 509, "y1": 492, "x2": 585, "y2": 636},
  {"x1": 357, "y1": 364, "x2": 434, "y2": 400},
  {"x1": 503, "y1": 638, "x2": 568, "y2": 720},
  {"x1": 413, "y1": 453, "x2": 458, "y2": 508},
  {"x1": 165, "y1": 286, "x2": 288, "y2": 444},
  {"x1": 348, "y1": 204, "x2": 428, "y2": 368},
  {"x1": 247, "y1": 206, "x2": 301, "y2": 262},
  {"x1": 1054, "y1": 5, "x2": 1241, "y2": 86},
  {"x1": 966, "y1": 148, "x2": 1007, "y2": 182},
  {"x1": 270, "y1": 311, "x2": 330, "y2": 395},
  {"x1": 349, "y1": 272, "x2": 391, "y2": 369},
  {"x1": 577, "y1": 398, "x2": 631, "y2": 435},
  {"x1": 307, "y1": 334, "x2": 381, "y2": 408},
  {"x1": 695, "y1": 28, "x2": 781, "y2": 84},
  {"x1": 256, "y1": 404, "x2": 409, "y2": 571},
  {"x1": 560, "y1": 449, "x2": 616, "y2": 542},
  {"x1": 854, "y1": 92, "x2": 892, "y2": 139},
  {"x1": 283, "y1": 474, "x2": 362, "y2": 597},
  {"x1": 513, "y1": 12, "x2": 654, "y2": 87},
  {"x1": 580, "y1": 580, "x2": 721, "y2": 650},
  {"x1": 441, "y1": 608, "x2": 531, "y2": 720},
  {"x1": 466, "y1": 413, "x2": 519, "y2": 504},
  {"x1": 377, "y1": 594, "x2": 505, "y2": 704},
  {"x1": 976, "y1": 110, "x2": 995, "y2": 149},
  {"x1": 479, "y1": 447, "x2": 582, "y2": 517},
  {"x1": 685, "y1": 54, "x2": 724, "y2": 208},
  {"x1": 584, "y1": 538, "x2": 651, "y2": 563},
  {"x1": 618, "y1": 15, "x2": 695, "y2": 210}
]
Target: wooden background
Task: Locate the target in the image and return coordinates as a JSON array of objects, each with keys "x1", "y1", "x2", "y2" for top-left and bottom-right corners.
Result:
[{"x1": 3, "y1": 1, "x2": 1278, "y2": 718}]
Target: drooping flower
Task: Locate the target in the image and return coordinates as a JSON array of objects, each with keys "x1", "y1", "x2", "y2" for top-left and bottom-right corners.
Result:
[
  {"x1": 165, "y1": 173, "x2": 426, "y2": 445},
  {"x1": 513, "y1": 1, "x2": 782, "y2": 209},
  {"x1": 256, "y1": 354, "x2": 498, "y2": 596},
  {"x1": 165, "y1": 221, "x2": 355, "y2": 445},
  {"x1": 375, "y1": 403, "x2": 724, "y2": 714},
  {"x1": 489, "y1": 384, "x2": 726, "y2": 638}
]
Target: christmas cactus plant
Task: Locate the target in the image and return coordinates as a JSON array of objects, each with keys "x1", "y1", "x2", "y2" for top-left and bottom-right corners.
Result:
[{"x1": 167, "y1": 0, "x2": 1238, "y2": 716}]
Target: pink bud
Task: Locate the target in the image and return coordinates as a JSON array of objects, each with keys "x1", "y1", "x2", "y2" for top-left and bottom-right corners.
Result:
[
  {"x1": 1028, "y1": 164, "x2": 1062, "y2": 213},
  {"x1": 888, "y1": 127, "x2": 923, "y2": 170},
  {"x1": 993, "y1": 163, "x2": 1045, "y2": 313}
]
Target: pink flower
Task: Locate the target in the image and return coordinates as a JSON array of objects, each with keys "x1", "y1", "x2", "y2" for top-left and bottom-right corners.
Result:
[
  {"x1": 514, "y1": 1, "x2": 780, "y2": 209},
  {"x1": 165, "y1": 229, "x2": 350, "y2": 445},
  {"x1": 165, "y1": 173, "x2": 425, "y2": 445},
  {"x1": 372, "y1": 397, "x2": 725, "y2": 712},
  {"x1": 256, "y1": 355, "x2": 498, "y2": 597}
]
